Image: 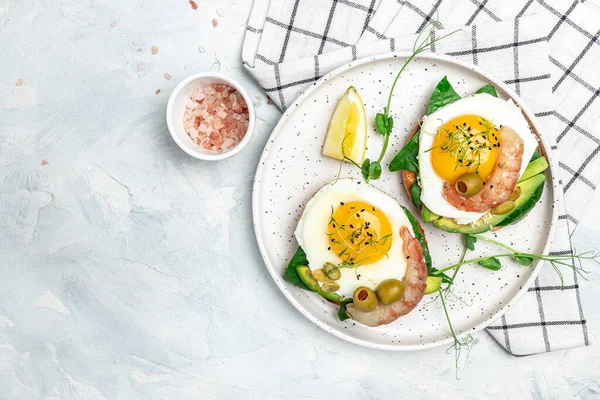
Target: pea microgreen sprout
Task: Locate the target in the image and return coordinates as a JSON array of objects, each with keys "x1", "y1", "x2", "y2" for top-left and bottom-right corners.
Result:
[
  {"x1": 432, "y1": 233, "x2": 598, "y2": 286},
  {"x1": 338, "y1": 15, "x2": 460, "y2": 183},
  {"x1": 439, "y1": 287, "x2": 478, "y2": 379}
]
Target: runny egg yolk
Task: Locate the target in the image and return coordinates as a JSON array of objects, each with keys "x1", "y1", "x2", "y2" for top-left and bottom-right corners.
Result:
[
  {"x1": 430, "y1": 115, "x2": 500, "y2": 184},
  {"x1": 326, "y1": 201, "x2": 392, "y2": 266}
]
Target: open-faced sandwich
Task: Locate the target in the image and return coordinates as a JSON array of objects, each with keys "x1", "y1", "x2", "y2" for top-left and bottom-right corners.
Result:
[
  {"x1": 390, "y1": 77, "x2": 550, "y2": 234},
  {"x1": 285, "y1": 178, "x2": 441, "y2": 327}
]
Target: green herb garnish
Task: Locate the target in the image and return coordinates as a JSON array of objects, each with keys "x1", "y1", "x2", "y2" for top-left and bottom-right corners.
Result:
[
  {"x1": 432, "y1": 234, "x2": 598, "y2": 285},
  {"x1": 340, "y1": 20, "x2": 459, "y2": 182}
]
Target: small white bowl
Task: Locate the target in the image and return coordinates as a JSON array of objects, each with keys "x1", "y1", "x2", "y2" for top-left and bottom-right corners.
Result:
[{"x1": 166, "y1": 72, "x2": 256, "y2": 160}]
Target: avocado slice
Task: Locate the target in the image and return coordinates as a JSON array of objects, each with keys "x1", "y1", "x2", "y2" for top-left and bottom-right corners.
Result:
[
  {"x1": 296, "y1": 266, "x2": 343, "y2": 302},
  {"x1": 424, "y1": 276, "x2": 442, "y2": 294},
  {"x1": 422, "y1": 205, "x2": 440, "y2": 222},
  {"x1": 433, "y1": 172, "x2": 546, "y2": 234},
  {"x1": 519, "y1": 156, "x2": 549, "y2": 183}
]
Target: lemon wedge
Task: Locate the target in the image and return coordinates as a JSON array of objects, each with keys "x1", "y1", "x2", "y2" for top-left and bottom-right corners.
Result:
[{"x1": 322, "y1": 86, "x2": 367, "y2": 163}]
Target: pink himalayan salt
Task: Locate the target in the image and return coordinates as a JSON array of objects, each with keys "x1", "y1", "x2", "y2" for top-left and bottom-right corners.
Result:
[{"x1": 183, "y1": 83, "x2": 250, "y2": 152}]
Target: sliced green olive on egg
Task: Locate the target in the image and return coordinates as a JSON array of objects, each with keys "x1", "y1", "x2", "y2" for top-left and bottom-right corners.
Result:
[
  {"x1": 321, "y1": 282, "x2": 340, "y2": 293},
  {"x1": 375, "y1": 279, "x2": 405, "y2": 305},
  {"x1": 323, "y1": 262, "x2": 341, "y2": 280},
  {"x1": 455, "y1": 173, "x2": 484, "y2": 197},
  {"x1": 312, "y1": 269, "x2": 332, "y2": 283},
  {"x1": 352, "y1": 286, "x2": 378, "y2": 312}
]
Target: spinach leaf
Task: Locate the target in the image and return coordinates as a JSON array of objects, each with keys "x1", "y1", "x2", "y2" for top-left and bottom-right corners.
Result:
[
  {"x1": 390, "y1": 76, "x2": 462, "y2": 173},
  {"x1": 401, "y1": 206, "x2": 432, "y2": 272},
  {"x1": 478, "y1": 257, "x2": 502, "y2": 271},
  {"x1": 410, "y1": 182, "x2": 422, "y2": 208},
  {"x1": 338, "y1": 299, "x2": 353, "y2": 321},
  {"x1": 427, "y1": 76, "x2": 461, "y2": 115},
  {"x1": 530, "y1": 148, "x2": 541, "y2": 161},
  {"x1": 389, "y1": 130, "x2": 420, "y2": 172},
  {"x1": 514, "y1": 255, "x2": 534, "y2": 266},
  {"x1": 283, "y1": 246, "x2": 311, "y2": 290},
  {"x1": 475, "y1": 84, "x2": 498, "y2": 97},
  {"x1": 465, "y1": 234, "x2": 477, "y2": 251}
]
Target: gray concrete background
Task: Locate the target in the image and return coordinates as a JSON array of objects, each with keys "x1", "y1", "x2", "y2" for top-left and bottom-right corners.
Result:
[{"x1": 1, "y1": 1, "x2": 599, "y2": 398}]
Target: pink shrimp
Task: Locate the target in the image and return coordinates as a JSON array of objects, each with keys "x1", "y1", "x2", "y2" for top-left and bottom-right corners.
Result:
[
  {"x1": 346, "y1": 226, "x2": 427, "y2": 327},
  {"x1": 442, "y1": 126, "x2": 524, "y2": 213}
]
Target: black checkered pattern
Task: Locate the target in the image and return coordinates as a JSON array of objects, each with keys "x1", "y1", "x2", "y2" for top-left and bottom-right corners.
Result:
[{"x1": 242, "y1": 0, "x2": 599, "y2": 355}]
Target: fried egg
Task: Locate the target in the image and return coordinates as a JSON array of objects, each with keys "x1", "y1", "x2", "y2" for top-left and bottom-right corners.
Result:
[
  {"x1": 419, "y1": 93, "x2": 538, "y2": 224},
  {"x1": 295, "y1": 179, "x2": 414, "y2": 297}
]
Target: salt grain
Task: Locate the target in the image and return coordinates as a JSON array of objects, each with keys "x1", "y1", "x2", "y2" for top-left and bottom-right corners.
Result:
[
  {"x1": 110, "y1": 21, "x2": 117, "y2": 27},
  {"x1": 216, "y1": 8, "x2": 225, "y2": 17},
  {"x1": 151, "y1": 45, "x2": 159, "y2": 55},
  {"x1": 183, "y1": 83, "x2": 250, "y2": 152},
  {"x1": 164, "y1": 73, "x2": 172, "y2": 80},
  {"x1": 199, "y1": 46, "x2": 206, "y2": 53}
]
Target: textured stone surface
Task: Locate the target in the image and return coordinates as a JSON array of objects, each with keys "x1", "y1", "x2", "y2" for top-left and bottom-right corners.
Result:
[{"x1": 1, "y1": 0, "x2": 599, "y2": 398}]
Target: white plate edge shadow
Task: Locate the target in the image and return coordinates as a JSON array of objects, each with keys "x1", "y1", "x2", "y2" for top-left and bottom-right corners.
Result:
[{"x1": 252, "y1": 52, "x2": 559, "y2": 351}]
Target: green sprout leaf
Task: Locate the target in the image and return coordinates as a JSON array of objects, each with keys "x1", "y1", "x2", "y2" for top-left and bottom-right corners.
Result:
[
  {"x1": 478, "y1": 257, "x2": 502, "y2": 271},
  {"x1": 465, "y1": 234, "x2": 477, "y2": 251},
  {"x1": 387, "y1": 116, "x2": 394, "y2": 132},
  {"x1": 375, "y1": 113, "x2": 388, "y2": 135},
  {"x1": 361, "y1": 159, "x2": 371, "y2": 181},
  {"x1": 369, "y1": 161, "x2": 382, "y2": 180},
  {"x1": 514, "y1": 255, "x2": 534, "y2": 266}
]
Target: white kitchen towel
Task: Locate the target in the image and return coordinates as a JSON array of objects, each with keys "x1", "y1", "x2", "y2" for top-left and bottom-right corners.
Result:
[{"x1": 242, "y1": 0, "x2": 600, "y2": 356}]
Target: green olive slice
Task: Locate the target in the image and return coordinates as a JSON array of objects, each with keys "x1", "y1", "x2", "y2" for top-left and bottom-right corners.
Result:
[
  {"x1": 312, "y1": 269, "x2": 332, "y2": 283},
  {"x1": 321, "y1": 282, "x2": 340, "y2": 293},
  {"x1": 491, "y1": 200, "x2": 516, "y2": 215},
  {"x1": 352, "y1": 286, "x2": 378, "y2": 312},
  {"x1": 455, "y1": 173, "x2": 484, "y2": 197},
  {"x1": 375, "y1": 279, "x2": 405, "y2": 305},
  {"x1": 323, "y1": 262, "x2": 341, "y2": 280}
]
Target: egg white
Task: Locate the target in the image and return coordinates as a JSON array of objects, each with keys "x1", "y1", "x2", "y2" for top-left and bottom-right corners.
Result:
[
  {"x1": 419, "y1": 93, "x2": 539, "y2": 225},
  {"x1": 295, "y1": 179, "x2": 414, "y2": 298}
]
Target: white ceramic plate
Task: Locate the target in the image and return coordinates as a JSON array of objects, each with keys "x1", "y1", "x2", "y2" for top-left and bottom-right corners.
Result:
[{"x1": 252, "y1": 53, "x2": 558, "y2": 351}]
